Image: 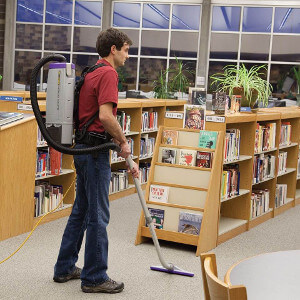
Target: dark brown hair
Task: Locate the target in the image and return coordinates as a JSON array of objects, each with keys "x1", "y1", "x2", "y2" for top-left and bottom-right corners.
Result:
[{"x1": 96, "y1": 28, "x2": 132, "y2": 57}]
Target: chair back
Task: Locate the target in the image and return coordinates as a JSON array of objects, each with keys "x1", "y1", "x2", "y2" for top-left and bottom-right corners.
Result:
[{"x1": 200, "y1": 253, "x2": 247, "y2": 300}]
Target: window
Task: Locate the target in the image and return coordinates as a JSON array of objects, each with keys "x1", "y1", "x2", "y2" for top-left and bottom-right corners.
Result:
[
  {"x1": 208, "y1": 5, "x2": 300, "y2": 97},
  {"x1": 112, "y1": 1, "x2": 201, "y2": 92},
  {"x1": 15, "y1": 0, "x2": 103, "y2": 90}
]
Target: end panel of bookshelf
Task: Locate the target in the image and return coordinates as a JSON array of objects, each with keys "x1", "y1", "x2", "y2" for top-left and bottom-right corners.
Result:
[{"x1": 153, "y1": 165, "x2": 210, "y2": 189}]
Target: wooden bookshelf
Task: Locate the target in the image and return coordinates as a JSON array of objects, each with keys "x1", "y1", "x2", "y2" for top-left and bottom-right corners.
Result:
[{"x1": 135, "y1": 126, "x2": 224, "y2": 256}]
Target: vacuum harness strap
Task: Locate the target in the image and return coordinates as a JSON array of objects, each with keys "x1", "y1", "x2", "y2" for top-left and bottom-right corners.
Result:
[{"x1": 74, "y1": 63, "x2": 110, "y2": 146}]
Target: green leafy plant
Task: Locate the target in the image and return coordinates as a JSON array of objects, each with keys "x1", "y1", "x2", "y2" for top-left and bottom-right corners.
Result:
[
  {"x1": 292, "y1": 66, "x2": 300, "y2": 94},
  {"x1": 153, "y1": 69, "x2": 171, "y2": 99},
  {"x1": 210, "y1": 64, "x2": 273, "y2": 108},
  {"x1": 169, "y1": 57, "x2": 194, "y2": 96},
  {"x1": 117, "y1": 67, "x2": 127, "y2": 92}
]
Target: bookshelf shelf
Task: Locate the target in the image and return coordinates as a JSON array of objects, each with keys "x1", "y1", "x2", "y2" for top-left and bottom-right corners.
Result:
[
  {"x1": 254, "y1": 147, "x2": 277, "y2": 155},
  {"x1": 155, "y1": 162, "x2": 211, "y2": 172},
  {"x1": 139, "y1": 155, "x2": 153, "y2": 160},
  {"x1": 111, "y1": 155, "x2": 139, "y2": 164},
  {"x1": 277, "y1": 168, "x2": 296, "y2": 178},
  {"x1": 221, "y1": 189, "x2": 250, "y2": 203},
  {"x1": 252, "y1": 176, "x2": 275, "y2": 186},
  {"x1": 35, "y1": 169, "x2": 75, "y2": 180},
  {"x1": 223, "y1": 155, "x2": 252, "y2": 165},
  {"x1": 109, "y1": 184, "x2": 135, "y2": 196},
  {"x1": 146, "y1": 201, "x2": 205, "y2": 212},
  {"x1": 218, "y1": 217, "x2": 248, "y2": 236},
  {"x1": 250, "y1": 208, "x2": 273, "y2": 221},
  {"x1": 141, "y1": 129, "x2": 158, "y2": 134},
  {"x1": 124, "y1": 131, "x2": 140, "y2": 136},
  {"x1": 279, "y1": 142, "x2": 298, "y2": 150}
]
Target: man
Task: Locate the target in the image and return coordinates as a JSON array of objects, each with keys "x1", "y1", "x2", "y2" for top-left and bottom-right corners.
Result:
[{"x1": 53, "y1": 28, "x2": 139, "y2": 294}]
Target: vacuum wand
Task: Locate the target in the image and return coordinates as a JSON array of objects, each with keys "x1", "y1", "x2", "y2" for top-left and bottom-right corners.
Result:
[{"x1": 126, "y1": 156, "x2": 194, "y2": 277}]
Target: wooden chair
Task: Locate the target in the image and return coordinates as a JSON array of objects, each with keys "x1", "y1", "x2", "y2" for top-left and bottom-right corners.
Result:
[{"x1": 200, "y1": 253, "x2": 247, "y2": 300}]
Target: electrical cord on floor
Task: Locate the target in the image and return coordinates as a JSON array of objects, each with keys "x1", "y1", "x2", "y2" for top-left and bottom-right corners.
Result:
[{"x1": 0, "y1": 162, "x2": 76, "y2": 265}]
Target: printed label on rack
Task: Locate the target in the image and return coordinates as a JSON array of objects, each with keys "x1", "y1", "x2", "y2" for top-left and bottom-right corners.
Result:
[
  {"x1": 205, "y1": 115, "x2": 225, "y2": 123},
  {"x1": 17, "y1": 103, "x2": 33, "y2": 111},
  {"x1": 0, "y1": 95, "x2": 23, "y2": 102},
  {"x1": 165, "y1": 112, "x2": 184, "y2": 119}
]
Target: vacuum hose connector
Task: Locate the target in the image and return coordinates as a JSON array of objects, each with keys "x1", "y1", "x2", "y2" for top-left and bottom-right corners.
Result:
[{"x1": 30, "y1": 54, "x2": 121, "y2": 155}]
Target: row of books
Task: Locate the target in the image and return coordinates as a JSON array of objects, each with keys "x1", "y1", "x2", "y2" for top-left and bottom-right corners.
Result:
[
  {"x1": 279, "y1": 122, "x2": 291, "y2": 146},
  {"x1": 36, "y1": 147, "x2": 62, "y2": 178},
  {"x1": 161, "y1": 148, "x2": 213, "y2": 168},
  {"x1": 111, "y1": 137, "x2": 134, "y2": 163},
  {"x1": 254, "y1": 122, "x2": 276, "y2": 153},
  {"x1": 253, "y1": 154, "x2": 276, "y2": 184},
  {"x1": 251, "y1": 189, "x2": 270, "y2": 219},
  {"x1": 162, "y1": 129, "x2": 218, "y2": 149},
  {"x1": 139, "y1": 162, "x2": 151, "y2": 184},
  {"x1": 116, "y1": 110, "x2": 131, "y2": 134},
  {"x1": 278, "y1": 151, "x2": 288, "y2": 175},
  {"x1": 140, "y1": 134, "x2": 155, "y2": 158},
  {"x1": 148, "y1": 208, "x2": 203, "y2": 235},
  {"x1": 109, "y1": 170, "x2": 129, "y2": 194},
  {"x1": 224, "y1": 128, "x2": 240, "y2": 163},
  {"x1": 221, "y1": 164, "x2": 240, "y2": 200},
  {"x1": 37, "y1": 127, "x2": 47, "y2": 147},
  {"x1": 34, "y1": 182, "x2": 63, "y2": 217},
  {"x1": 141, "y1": 111, "x2": 158, "y2": 132},
  {"x1": 275, "y1": 184, "x2": 287, "y2": 208}
]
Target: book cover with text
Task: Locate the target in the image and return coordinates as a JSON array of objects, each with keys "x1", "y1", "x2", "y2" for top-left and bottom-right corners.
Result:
[
  {"x1": 148, "y1": 208, "x2": 165, "y2": 229},
  {"x1": 183, "y1": 104, "x2": 205, "y2": 130},
  {"x1": 198, "y1": 131, "x2": 218, "y2": 149},
  {"x1": 178, "y1": 212, "x2": 203, "y2": 235},
  {"x1": 149, "y1": 185, "x2": 169, "y2": 203},
  {"x1": 162, "y1": 129, "x2": 178, "y2": 145}
]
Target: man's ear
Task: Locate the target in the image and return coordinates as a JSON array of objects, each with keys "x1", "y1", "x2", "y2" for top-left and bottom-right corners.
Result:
[{"x1": 111, "y1": 45, "x2": 116, "y2": 54}]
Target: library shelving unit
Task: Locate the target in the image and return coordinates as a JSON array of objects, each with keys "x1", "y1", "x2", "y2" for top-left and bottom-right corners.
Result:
[
  {"x1": 0, "y1": 95, "x2": 187, "y2": 240},
  {"x1": 0, "y1": 115, "x2": 37, "y2": 241},
  {"x1": 205, "y1": 107, "x2": 300, "y2": 246},
  {"x1": 135, "y1": 126, "x2": 224, "y2": 256}
]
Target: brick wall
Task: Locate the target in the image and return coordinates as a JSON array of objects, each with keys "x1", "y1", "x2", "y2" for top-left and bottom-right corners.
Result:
[{"x1": 0, "y1": 0, "x2": 5, "y2": 89}]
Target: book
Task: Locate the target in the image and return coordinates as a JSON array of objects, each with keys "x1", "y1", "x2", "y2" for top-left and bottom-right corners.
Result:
[
  {"x1": 162, "y1": 129, "x2": 178, "y2": 145},
  {"x1": 183, "y1": 104, "x2": 205, "y2": 130},
  {"x1": 148, "y1": 208, "x2": 165, "y2": 229},
  {"x1": 196, "y1": 151, "x2": 213, "y2": 168},
  {"x1": 161, "y1": 148, "x2": 177, "y2": 164},
  {"x1": 212, "y1": 92, "x2": 227, "y2": 115},
  {"x1": 190, "y1": 88, "x2": 206, "y2": 106},
  {"x1": 0, "y1": 111, "x2": 24, "y2": 126},
  {"x1": 178, "y1": 149, "x2": 196, "y2": 166},
  {"x1": 149, "y1": 185, "x2": 169, "y2": 203},
  {"x1": 178, "y1": 211, "x2": 203, "y2": 235},
  {"x1": 230, "y1": 95, "x2": 241, "y2": 113},
  {"x1": 198, "y1": 130, "x2": 218, "y2": 149}
]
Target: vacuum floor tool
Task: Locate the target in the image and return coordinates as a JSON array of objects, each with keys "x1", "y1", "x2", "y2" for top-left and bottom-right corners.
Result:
[{"x1": 126, "y1": 156, "x2": 194, "y2": 277}]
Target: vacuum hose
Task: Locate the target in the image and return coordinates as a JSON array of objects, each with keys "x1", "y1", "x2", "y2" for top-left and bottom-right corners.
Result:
[{"x1": 30, "y1": 54, "x2": 121, "y2": 155}]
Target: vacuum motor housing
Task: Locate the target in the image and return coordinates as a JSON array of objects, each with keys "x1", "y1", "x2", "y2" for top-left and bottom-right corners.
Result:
[{"x1": 46, "y1": 62, "x2": 75, "y2": 146}]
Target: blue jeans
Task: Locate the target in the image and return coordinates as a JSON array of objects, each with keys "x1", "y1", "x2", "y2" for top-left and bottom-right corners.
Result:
[{"x1": 54, "y1": 144, "x2": 111, "y2": 286}]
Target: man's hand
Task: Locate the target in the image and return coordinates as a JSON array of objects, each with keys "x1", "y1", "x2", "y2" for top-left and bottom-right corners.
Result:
[
  {"x1": 127, "y1": 160, "x2": 139, "y2": 179},
  {"x1": 118, "y1": 141, "x2": 131, "y2": 159}
]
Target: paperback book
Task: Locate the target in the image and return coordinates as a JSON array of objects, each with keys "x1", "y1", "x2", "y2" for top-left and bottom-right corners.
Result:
[
  {"x1": 178, "y1": 149, "x2": 196, "y2": 166},
  {"x1": 189, "y1": 88, "x2": 206, "y2": 106},
  {"x1": 212, "y1": 92, "x2": 227, "y2": 115},
  {"x1": 198, "y1": 131, "x2": 218, "y2": 149},
  {"x1": 178, "y1": 211, "x2": 203, "y2": 235},
  {"x1": 161, "y1": 148, "x2": 177, "y2": 164},
  {"x1": 196, "y1": 151, "x2": 213, "y2": 168},
  {"x1": 162, "y1": 129, "x2": 178, "y2": 145},
  {"x1": 183, "y1": 104, "x2": 205, "y2": 130},
  {"x1": 147, "y1": 208, "x2": 165, "y2": 229},
  {"x1": 149, "y1": 184, "x2": 169, "y2": 203}
]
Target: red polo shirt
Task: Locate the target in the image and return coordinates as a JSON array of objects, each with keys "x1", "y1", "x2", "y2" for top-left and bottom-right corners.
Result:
[{"x1": 78, "y1": 59, "x2": 118, "y2": 133}]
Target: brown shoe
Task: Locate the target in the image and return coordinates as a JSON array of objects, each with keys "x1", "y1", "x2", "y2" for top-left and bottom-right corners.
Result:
[
  {"x1": 53, "y1": 266, "x2": 82, "y2": 283},
  {"x1": 81, "y1": 278, "x2": 124, "y2": 293}
]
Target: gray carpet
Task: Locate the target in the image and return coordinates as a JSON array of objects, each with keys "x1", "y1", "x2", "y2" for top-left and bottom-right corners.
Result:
[{"x1": 1, "y1": 193, "x2": 300, "y2": 300}]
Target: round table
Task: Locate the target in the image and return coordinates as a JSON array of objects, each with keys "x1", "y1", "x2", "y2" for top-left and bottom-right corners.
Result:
[{"x1": 225, "y1": 250, "x2": 300, "y2": 300}]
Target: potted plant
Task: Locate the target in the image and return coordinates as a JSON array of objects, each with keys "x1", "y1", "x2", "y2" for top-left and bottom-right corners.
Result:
[
  {"x1": 153, "y1": 69, "x2": 172, "y2": 99},
  {"x1": 168, "y1": 57, "x2": 194, "y2": 99},
  {"x1": 292, "y1": 66, "x2": 300, "y2": 104},
  {"x1": 210, "y1": 64, "x2": 273, "y2": 111}
]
